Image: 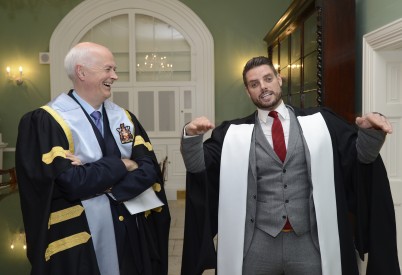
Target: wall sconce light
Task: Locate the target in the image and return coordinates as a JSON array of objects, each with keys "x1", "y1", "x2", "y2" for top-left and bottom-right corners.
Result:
[
  {"x1": 10, "y1": 230, "x2": 26, "y2": 251},
  {"x1": 6, "y1": 66, "x2": 24, "y2": 86}
]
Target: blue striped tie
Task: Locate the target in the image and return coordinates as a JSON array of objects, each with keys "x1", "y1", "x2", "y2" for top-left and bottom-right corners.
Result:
[{"x1": 90, "y1": 111, "x2": 103, "y2": 135}]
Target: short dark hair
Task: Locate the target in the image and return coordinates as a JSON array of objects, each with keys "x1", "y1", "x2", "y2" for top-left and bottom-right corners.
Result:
[{"x1": 242, "y1": 56, "x2": 278, "y2": 87}]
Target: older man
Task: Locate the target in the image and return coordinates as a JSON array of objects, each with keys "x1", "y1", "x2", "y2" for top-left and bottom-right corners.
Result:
[{"x1": 16, "y1": 42, "x2": 170, "y2": 275}]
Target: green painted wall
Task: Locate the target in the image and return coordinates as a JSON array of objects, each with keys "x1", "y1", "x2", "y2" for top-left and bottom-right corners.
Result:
[{"x1": 357, "y1": 0, "x2": 402, "y2": 34}]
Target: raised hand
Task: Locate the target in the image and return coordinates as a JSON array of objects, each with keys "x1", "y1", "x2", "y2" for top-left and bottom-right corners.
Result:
[
  {"x1": 184, "y1": 116, "x2": 215, "y2": 136},
  {"x1": 355, "y1": 112, "x2": 393, "y2": 134}
]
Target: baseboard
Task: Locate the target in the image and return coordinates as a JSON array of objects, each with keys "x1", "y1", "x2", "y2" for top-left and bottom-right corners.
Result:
[
  {"x1": 165, "y1": 187, "x2": 186, "y2": 200},
  {"x1": 176, "y1": 190, "x2": 186, "y2": 200}
]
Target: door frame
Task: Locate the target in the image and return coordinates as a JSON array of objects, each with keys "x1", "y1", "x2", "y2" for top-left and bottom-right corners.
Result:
[{"x1": 362, "y1": 17, "x2": 402, "y2": 272}]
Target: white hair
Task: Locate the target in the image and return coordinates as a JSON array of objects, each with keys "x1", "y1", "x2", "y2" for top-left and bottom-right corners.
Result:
[{"x1": 64, "y1": 43, "x2": 95, "y2": 81}]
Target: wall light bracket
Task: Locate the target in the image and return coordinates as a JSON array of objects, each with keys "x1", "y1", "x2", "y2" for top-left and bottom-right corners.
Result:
[{"x1": 6, "y1": 66, "x2": 24, "y2": 86}]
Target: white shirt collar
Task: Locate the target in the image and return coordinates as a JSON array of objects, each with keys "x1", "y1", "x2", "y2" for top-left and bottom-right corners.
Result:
[
  {"x1": 72, "y1": 90, "x2": 103, "y2": 115},
  {"x1": 257, "y1": 101, "x2": 289, "y2": 123}
]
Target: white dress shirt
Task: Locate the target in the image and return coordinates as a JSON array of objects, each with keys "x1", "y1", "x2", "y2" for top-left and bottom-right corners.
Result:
[{"x1": 257, "y1": 101, "x2": 290, "y2": 149}]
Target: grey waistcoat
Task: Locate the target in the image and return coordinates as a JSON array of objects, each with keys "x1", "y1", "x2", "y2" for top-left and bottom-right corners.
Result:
[{"x1": 254, "y1": 111, "x2": 311, "y2": 237}]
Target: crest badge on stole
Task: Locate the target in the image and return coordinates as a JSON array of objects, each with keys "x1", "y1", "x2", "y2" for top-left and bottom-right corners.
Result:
[{"x1": 117, "y1": 123, "x2": 134, "y2": 144}]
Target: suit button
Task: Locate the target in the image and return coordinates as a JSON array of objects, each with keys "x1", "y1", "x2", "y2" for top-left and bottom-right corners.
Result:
[
  {"x1": 253, "y1": 195, "x2": 257, "y2": 200},
  {"x1": 283, "y1": 169, "x2": 286, "y2": 173},
  {"x1": 285, "y1": 199, "x2": 289, "y2": 203},
  {"x1": 282, "y1": 215, "x2": 286, "y2": 219},
  {"x1": 250, "y1": 218, "x2": 254, "y2": 223},
  {"x1": 284, "y1": 184, "x2": 288, "y2": 189},
  {"x1": 119, "y1": 215, "x2": 124, "y2": 221}
]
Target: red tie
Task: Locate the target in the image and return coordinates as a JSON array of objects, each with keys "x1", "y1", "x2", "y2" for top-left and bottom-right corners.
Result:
[
  {"x1": 269, "y1": 111, "x2": 292, "y2": 231},
  {"x1": 268, "y1": 111, "x2": 286, "y2": 162}
]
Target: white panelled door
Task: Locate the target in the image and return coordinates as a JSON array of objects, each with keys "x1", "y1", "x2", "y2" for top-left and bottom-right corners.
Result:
[
  {"x1": 374, "y1": 50, "x2": 402, "y2": 263},
  {"x1": 362, "y1": 18, "x2": 402, "y2": 273}
]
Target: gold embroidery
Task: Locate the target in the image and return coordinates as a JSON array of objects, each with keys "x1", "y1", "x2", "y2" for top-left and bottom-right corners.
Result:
[
  {"x1": 144, "y1": 186, "x2": 163, "y2": 218},
  {"x1": 45, "y1": 232, "x2": 91, "y2": 261},
  {"x1": 48, "y1": 205, "x2": 84, "y2": 229},
  {"x1": 152, "y1": 206, "x2": 163, "y2": 213},
  {"x1": 144, "y1": 210, "x2": 151, "y2": 218},
  {"x1": 124, "y1": 110, "x2": 135, "y2": 138},
  {"x1": 134, "y1": 136, "x2": 153, "y2": 151},
  {"x1": 144, "y1": 206, "x2": 163, "y2": 218},
  {"x1": 124, "y1": 110, "x2": 134, "y2": 124},
  {"x1": 152, "y1": 183, "x2": 161, "y2": 192},
  {"x1": 41, "y1": 105, "x2": 74, "y2": 154},
  {"x1": 42, "y1": 147, "x2": 69, "y2": 165}
]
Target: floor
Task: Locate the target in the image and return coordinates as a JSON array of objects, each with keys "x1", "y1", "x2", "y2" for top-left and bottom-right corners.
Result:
[{"x1": 168, "y1": 199, "x2": 215, "y2": 275}]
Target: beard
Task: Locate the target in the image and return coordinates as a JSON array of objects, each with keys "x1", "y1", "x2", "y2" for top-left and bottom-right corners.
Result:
[{"x1": 252, "y1": 90, "x2": 283, "y2": 110}]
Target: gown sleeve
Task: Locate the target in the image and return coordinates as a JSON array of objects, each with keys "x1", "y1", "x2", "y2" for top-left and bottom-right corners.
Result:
[
  {"x1": 181, "y1": 121, "x2": 232, "y2": 274},
  {"x1": 318, "y1": 107, "x2": 400, "y2": 274}
]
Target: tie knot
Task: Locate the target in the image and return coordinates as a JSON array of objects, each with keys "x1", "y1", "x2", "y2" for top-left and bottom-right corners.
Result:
[
  {"x1": 91, "y1": 111, "x2": 102, "y2": 121},
  {"x1": 268, "y1": 111, "x2": 278, "y2": 118}
]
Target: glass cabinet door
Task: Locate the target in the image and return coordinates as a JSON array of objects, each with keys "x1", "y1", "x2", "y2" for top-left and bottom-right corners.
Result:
[
  {"x1": 303, "y1": 13, "x2": 318, "y2": 107},
  {"x1": 267, "y1": 11, "x2": 319, "y2": 109},
  {"x1": 279, "y1": 37, "x2": 289, "y2": 70},
  {"x1": 290, "y1": 27, "x2": 301, "y2": 64},
  {"x1": 303, "y1": 51, "x2": 318, "y2": 93},
  {"x1": 271, "y1": 44, "x2": 279, "y2": 70},
  {"x1": 304, "y1": 13, "x2": 317, "y2": 56}
]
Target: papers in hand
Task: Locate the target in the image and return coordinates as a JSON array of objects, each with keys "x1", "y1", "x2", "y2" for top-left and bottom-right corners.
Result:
[{"x1": 123, "y1": 186, "x2": 164, "y2": 215}]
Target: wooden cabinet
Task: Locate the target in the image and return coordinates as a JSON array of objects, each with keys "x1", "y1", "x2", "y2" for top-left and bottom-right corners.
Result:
[{"x1": 264, "y1": 0, "x2": 355, "y2": 122}]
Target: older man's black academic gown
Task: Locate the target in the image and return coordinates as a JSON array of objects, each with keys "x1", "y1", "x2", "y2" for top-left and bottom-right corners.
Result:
[{"x1": 16, "y1": 93, "x2": 170, "y2": 275}]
